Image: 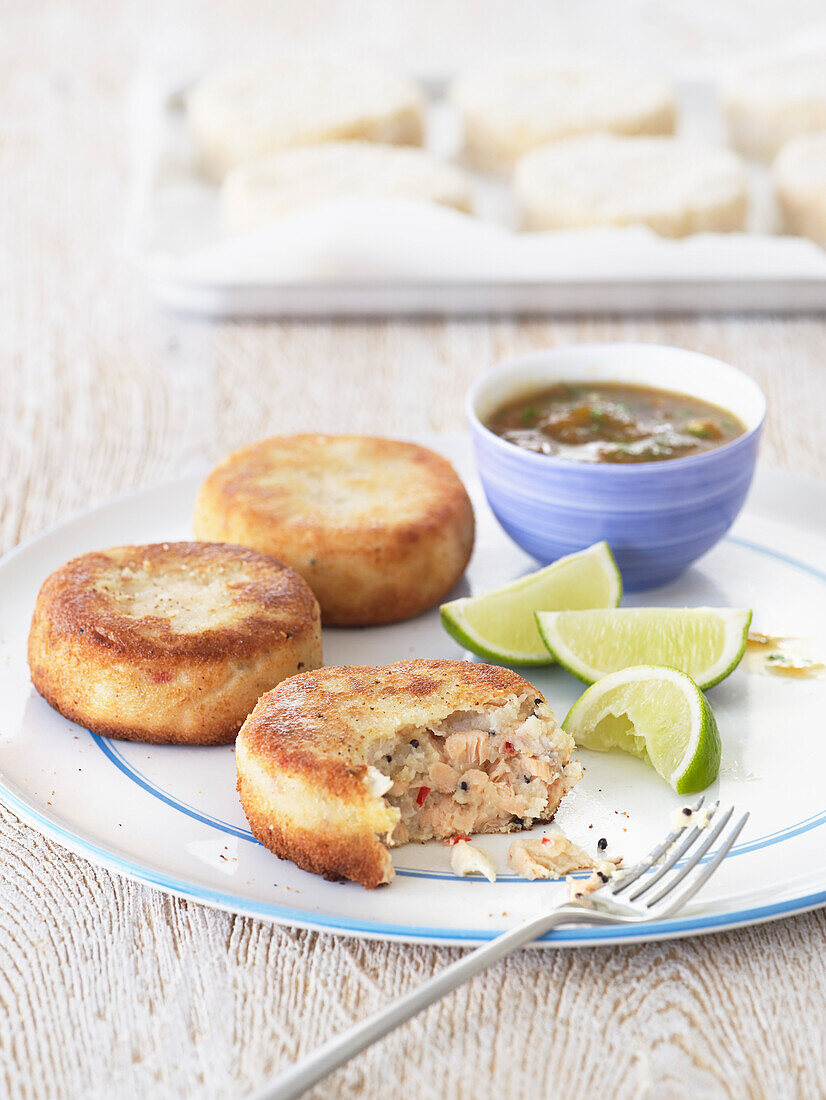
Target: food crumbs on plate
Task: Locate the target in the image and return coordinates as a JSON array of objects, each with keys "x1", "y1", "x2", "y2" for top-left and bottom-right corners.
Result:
[
  {"x1": 509, "y1": 829, "x2": 622, "y2": 882},
  {"x1": 670, "y1": 804, "x2": 714, "y2": 831},
  {"x1": 450, "y1": 839, "x2": 497, "y2": 882},
  {"x1": 744, "y1": 632, "x2": 825, "y2": 679},
  {"x1": 567, "y1": 859, "x2": 622, "y2": 902}
]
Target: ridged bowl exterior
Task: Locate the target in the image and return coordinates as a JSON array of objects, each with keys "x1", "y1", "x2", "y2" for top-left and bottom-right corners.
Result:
[{"x1": 467, "y1": 344, "x2": 765, "y2": 590}]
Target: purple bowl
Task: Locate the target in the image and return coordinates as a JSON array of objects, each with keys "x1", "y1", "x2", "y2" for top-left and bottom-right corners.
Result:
[{"x1": 467, "y1": 343, "x2": 766, "y2": 590}]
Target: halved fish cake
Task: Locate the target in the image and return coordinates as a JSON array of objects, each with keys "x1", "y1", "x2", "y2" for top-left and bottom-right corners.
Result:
[
  {"x1": 236, "y1": 659, "x2": 582, "y2": 888},
  {"x1": 193, "y1": 435, "x2": 475, "y2": 626},
  {"x1": 28, "y1": 542, "x2": 322, "y2": 745}
]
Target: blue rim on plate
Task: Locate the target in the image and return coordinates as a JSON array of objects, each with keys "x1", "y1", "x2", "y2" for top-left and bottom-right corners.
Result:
[
  {"x1": 1, "y1": 776, "x2": 825, "y2": 944},
  {"x1": 90, "y1": 726, "x2": 826, "y2": 881}
]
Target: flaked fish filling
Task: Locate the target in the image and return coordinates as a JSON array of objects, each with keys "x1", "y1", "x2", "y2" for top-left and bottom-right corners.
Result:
[
  {"x1": 368, "y1": 696, "x2": 582, "y2": 845},
  {"x1": 450, "y1": 839, "x2": 497, "y2": 882},
  {"x1": 509, "y1": 832, "x2": 622, "y2": 889}
]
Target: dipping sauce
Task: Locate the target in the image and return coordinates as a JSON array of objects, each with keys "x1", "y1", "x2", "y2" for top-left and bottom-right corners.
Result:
[{"x1": 487, "y1": 382, "x2": 746, "y2": 464}]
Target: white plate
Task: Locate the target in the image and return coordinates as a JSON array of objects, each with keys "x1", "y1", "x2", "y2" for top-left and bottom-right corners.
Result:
[
  {"x1": 2, "y1": 435, "x2": 825, "y2": 945},
  {"x1": 129, "y1": 69, "x2": 826, "y2": 316}
]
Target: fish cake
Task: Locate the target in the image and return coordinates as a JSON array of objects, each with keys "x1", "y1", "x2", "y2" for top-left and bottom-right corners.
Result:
[
  {"x1": 236, "y1": 659, "x2": 582, "y2": 888},
  {"x1": 188, "y1": 58, "x2": 425, "y2": 180},
  {"x1": 774, "y1": 131, "x2": 826, "y2": 245},
  {"x1": 723, "y1": 52, "x2": 826, "y2": 161},
  {"x1": 450, "y1": 58, "x2": 675, "y2": 171},
  {"x1": 514, "y1": 135, "x2": 748, "y2": 236},
  {"x1": 28, "y1": 542, "x2": 322, "y2": 745},
  {"x1": 221, "y1": 141, "x2": 473, "y2": 234},
  {"x1": 193, "y1": 435, "x2": 475, "y2": 626}
]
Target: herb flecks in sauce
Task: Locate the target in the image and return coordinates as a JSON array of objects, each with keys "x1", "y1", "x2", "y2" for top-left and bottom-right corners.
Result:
[{"x1": 487, "y1": 382, "x2": 746, "y2": 464}]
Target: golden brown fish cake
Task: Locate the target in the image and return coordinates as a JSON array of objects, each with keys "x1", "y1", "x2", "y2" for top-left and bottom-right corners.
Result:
[
  {"x1": 28, "y1": 542, "x2": 322, "y2": 745},
  {"x1": 236, "y1": 659, "x2": 582, "y2": 888},
  {"x1": 193, "y1": 435, "x2": 475, "y2": 626}
]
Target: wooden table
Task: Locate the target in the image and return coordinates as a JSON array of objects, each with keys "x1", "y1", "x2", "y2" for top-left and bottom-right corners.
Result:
[{"x1": 3, "y1": 3, "x2": 826, "y2": 1097}]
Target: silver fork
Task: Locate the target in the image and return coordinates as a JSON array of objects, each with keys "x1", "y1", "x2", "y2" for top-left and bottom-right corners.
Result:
[{"x1": 250, "y1": 799, "x2": 748, "y2": 1100}]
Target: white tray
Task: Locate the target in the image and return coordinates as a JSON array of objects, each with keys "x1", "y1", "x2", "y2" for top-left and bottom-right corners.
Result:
[{"x1": 128, "y1": 70, "x2": 826, "y2": 316}]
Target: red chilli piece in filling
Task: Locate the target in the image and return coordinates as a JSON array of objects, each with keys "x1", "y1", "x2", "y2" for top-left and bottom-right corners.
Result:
[
  {"x1": 416, "y1": 786, "x2": 430, "y2": 807},
  {"x1": 445, "y1": 834, "x2": 472, "y2": 846},
  {"x1": 503, "y1": 741, "x2": 515, "y2": 755}
]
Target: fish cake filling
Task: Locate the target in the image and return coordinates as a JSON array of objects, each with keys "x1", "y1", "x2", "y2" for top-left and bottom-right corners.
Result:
[{"x1": 368, "y1": 696, "x2": 581, "y2": 844}]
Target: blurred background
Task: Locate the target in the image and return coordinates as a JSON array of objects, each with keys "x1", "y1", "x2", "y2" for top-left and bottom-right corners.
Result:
[
  {"x1": 126, "y1": 0, "x2": 826, "y2": 76},
  {"x1": 5, "y1": 0, "x2": 826, "y2": 546}
]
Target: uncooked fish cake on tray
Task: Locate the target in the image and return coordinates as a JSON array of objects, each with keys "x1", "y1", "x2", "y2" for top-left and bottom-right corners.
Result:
[
  {"x1": 2, "y1": 433, "x2": 825, "y2": 945},
  {"x1": 131, "y1": 50, "x2": 826, "y2": 314}
]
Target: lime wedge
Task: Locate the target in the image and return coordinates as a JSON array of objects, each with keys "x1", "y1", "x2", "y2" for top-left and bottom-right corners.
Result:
[
  {"x1": 536, "y1": 607, "x2": 751, "y2": 689},
  {"x1": 563, "y1": 665, "x2": 721, "y2": 793},
  {"x1": 440, "y1": 541, "x2": 621, "y2": 665}
]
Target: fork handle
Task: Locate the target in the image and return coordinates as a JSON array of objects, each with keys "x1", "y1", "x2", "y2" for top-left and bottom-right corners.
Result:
[{"x1": 249, "y1": 904, "x2": 584, "y2": 1100}]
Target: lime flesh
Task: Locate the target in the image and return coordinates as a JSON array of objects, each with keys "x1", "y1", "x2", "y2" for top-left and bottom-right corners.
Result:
[
  {"x1": 563, "y1": 664, "x2": 721, "y2": 794},
  {"x1": 440, "y1": 541, "x2": 622, "y2": 665},
  {"x1": 536, "y1": 606, "x2": 752, "y2": 689}
]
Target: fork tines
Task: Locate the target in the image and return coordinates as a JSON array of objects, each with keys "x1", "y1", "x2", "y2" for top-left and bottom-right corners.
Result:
[
  {"x1": 612, "y1": 795, "x2": 707, "y2": 896},
  {"x1": 610, "y1": 799, "x2": 749, "y2": 916}
]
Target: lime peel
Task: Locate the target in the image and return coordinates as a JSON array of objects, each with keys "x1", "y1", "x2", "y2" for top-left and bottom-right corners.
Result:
[
  {"x1": 536, "y1": 606, "x2": 752, "y2": 689},
  {"x1": 563, "y1": 664, "x2": 721, "y2": 794},
  {"x1": 440, "y1": 541, "x2": 622, "y2": 665}
]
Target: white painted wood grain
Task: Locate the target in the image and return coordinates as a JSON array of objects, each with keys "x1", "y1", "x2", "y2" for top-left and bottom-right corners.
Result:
[{"x1": 2, "y1": 3, "x2": 826, "y2": 1098}]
